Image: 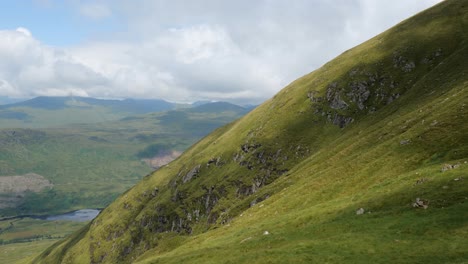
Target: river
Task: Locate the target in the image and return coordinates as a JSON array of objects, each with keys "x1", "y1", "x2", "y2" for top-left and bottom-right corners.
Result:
[
  {"x1": 43, "y1": 209, "x2": 100, "y2": 222},
  {"x1": 0, "y1": 209, "x2": 101, "y2": 222}
]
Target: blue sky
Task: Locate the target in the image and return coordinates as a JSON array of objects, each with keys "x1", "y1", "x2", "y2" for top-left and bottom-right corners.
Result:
[
  {"x1": 0, "y1": 1, "x2": 119, "y2": 46},
  {"x1": 0, "y1": 0, "x2": 442, "y2": 103}
]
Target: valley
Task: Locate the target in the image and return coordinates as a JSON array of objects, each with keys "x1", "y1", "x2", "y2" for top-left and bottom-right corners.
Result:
[{"x1": 0, "y1": 98, "x2": 249, "y2": 262}]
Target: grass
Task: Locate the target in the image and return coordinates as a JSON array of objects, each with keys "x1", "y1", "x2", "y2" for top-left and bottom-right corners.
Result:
[
  {"x1": 33, "y1": 0, "x2": 468, "y2": 263},
  {"x1": 1, "y1": 240, "x2": 57, "y2": 264},
  {"x1": 0, "y1": 218, "x2": 89, "y2": 264}
]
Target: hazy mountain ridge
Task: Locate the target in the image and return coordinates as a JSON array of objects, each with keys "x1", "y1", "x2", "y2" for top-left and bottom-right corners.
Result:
[
  {"x1": 0, "y1": 97, "x2": 175, "y2": 112},
  {"x1": 33, "y1": 1, "x2": 468, "y2": 263},
  {"x1": 0, "y1": 96, "x2": 248, "y2": 128}
]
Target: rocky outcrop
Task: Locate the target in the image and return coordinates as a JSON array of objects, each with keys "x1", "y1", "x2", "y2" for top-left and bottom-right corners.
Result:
[
  {"x1": 182, "y1": 165, "x2": 201, "y2": 183},
  {"x1": 393, "y1": 51, "x2": 416, "y2": 72},
  {"x1": 347, "y1": 81, "x2": 371, "y2": 110},
  {"x1": 441, "y1": 163, "x2": 460, "y2": 172},
  {"x1": 306, "y1": 47, "x2": 445, "y2": 129},
  {"x1": 326, "y1": 82, "x2": 348, "y2": 110}
]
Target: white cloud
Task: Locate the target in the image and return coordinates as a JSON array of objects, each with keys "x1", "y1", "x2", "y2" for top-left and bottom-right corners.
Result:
[
  {"x1": 16, "y1": 27, "x2": 32, "y2": 37},
  {"x1": 0, "y1": 0, "x2": 442, "y2": 103},
  {"x1": 0, "y1": 28, "x2": 108, "y2": 98}
]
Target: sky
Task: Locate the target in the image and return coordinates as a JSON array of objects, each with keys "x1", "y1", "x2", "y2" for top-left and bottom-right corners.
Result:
[{"x1": 0, "y1": 0, "x2": 442, "y2": 104}]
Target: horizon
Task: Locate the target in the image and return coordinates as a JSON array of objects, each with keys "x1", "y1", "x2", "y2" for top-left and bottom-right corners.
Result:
[{"x1": 0, "y1": 94, "x2": 254, "y2": 106}]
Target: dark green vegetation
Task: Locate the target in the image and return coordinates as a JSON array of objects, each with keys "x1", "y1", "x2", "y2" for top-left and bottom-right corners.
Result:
[{"x1": 34, "y1": 1, "x2": 468, "y2": 263}]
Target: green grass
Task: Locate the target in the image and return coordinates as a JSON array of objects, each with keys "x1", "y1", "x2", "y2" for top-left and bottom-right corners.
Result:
[
  {"x1": 33, "y1": 0, "x2": 468, "y2": 263},
  {"x1": 1, "y1": 240, "x2": 57, "y2": 264},
  {"x1": 0, "y1": 218, "x2": 89, "y2": 264}
]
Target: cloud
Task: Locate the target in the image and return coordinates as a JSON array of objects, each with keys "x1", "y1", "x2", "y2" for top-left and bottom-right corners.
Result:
[
  {"x1": 0, "y1": 28, "x2": 107, "y2": 98},
  {"x1": 0, "y1": 1, "x2": 442, "y2": 103},
  {"x1": 78, "y1": 2, "x2": 112, "y2": 20}
]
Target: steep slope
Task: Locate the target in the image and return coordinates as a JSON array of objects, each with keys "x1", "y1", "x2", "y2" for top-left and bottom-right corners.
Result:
[{"x1": 34, "y1": 1, "x2": 468, "y2": 263}]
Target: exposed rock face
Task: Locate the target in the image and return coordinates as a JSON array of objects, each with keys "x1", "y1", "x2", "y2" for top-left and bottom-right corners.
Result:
[
  {"x1": 412, "y1": 198, "x2": 429, "y2": 209},
  {"x1": 130, "y1": 140, "x2": 291, "y2": 256},
  {"x1": 400, "y1": 139, "x2": 411, "y2": 145},
  {"x1": 326, "y1": 83, "x2": 348, "y2": 110},
  {"x1": 347, "y1": 81, "x2": 371, "y2": 110},
  {"x1": 182, "y1": 165, "x2": 201, "y2": 183},
  {"x1": 441, "y1": 163, "x2": 460, "y2": 172},
  {"x1": 331, "y1": 114, "x2": 354, "y2": 128},
  {"x1": 307, "y1": 91, "x2": 322, "y2": 103},
  {"x1": 393, "y1": 51, "x2": 416, "y2": 72},
  {"x1": 306, "y1": 46, "x2": 445, "y2": 130}
]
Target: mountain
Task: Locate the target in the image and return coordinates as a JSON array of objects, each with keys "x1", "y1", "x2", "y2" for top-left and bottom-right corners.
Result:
[
  {"x1": 33, "y1": 1, "x2": 468, "y2": 263},
  {"x1": 0, "y1": 96, "x2": 25, "y2": 105},
  {"x1": 0, "y1": 96, "x2": 175, "y2": 112},
  {"x1": 0, "y1": 96, "x2": 177, "y2": 128},
  {"x1": 0, "y1": 97, "x2": 248, "y2": 129},
  {"x1": 191, "y1": 100, "x2": 214, "y2": 107},
  {"x1": 190, "y1": 102, "x2": 249, "y2": 113}
]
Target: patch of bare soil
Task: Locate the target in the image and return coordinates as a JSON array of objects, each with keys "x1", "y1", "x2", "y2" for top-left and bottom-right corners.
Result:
[
  {"x1": 0, "y1": 173, "x2": 53, "y2": 209},
  {"x1": 142, "y1": 151, "x2": 182, "y2": 169}
]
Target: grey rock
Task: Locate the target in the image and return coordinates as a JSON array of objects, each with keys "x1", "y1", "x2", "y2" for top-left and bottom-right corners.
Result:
[
  {"x1": 400, "y1": 139, "x2": 411, "y2": 145},
  {"x1": 441, "y1": 163, "x2": 460, "y2": 172},
  {"x1": 331, "y1": 113, "x2": 354, "y2": 128},
  {"x1": 326, "y1": 83, "x2": 348, "y2": 110},
  {"x1": 182, "y1": 165, "x2": 201, "y2": 183},
  {"x1": 307, "y1": 90, "x2": 322, "y2": 103},
  {"x1": 386, "y1": 93, "x2": 400, "y2": 105},
  {"x1": 402, "y1": 61, "x2": 416, "y2": 72},
  {"x1": 347, "y1": 81, "x2": 370, "y2": 110},
  {"x1": 412, "y1": 198, "x2": 429, "y2": 209}
]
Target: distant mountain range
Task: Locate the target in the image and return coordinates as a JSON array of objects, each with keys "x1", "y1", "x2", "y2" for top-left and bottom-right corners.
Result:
[
  {"x1": 1, "y1": 96, "x2": 175, "y2": 112},
  {"x1": 0, "y1": 96, "x2": 24, "y2": 105},
  {"x1": 0, "y1": 96, "x2": 252, "y2": 128}
]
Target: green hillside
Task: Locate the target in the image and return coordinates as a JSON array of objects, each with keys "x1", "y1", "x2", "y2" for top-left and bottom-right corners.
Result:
[
  {"x1": 33, "y1": 1, "x2": 468, "y2": 263},
  {"x1": 0, "y1": 103, "x2": 248, "y2": 217}
]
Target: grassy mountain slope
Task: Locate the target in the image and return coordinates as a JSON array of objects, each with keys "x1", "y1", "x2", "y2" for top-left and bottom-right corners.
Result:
[{"x1": 34, "y1": 1, "x2": 468, "y2": 263}]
